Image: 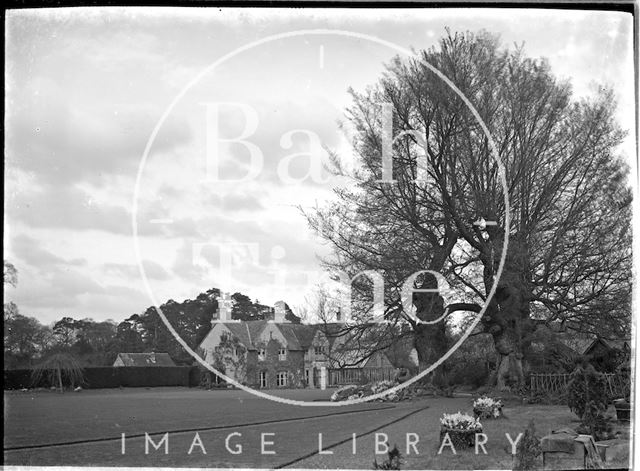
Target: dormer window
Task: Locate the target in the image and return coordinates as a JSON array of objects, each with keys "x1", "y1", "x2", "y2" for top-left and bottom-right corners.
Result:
[
  {"x1": 278, "y1": 348, "x2": 287, "y2": 361},
  {"x1": 258, "y1": 348, "x2": 266, "y2": 361},
  {"x1": 314, "y1": 346, "x2": 326, "y2": 356}
]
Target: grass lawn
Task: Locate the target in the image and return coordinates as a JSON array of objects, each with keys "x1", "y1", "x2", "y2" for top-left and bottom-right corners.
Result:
[
  {"x1": 4, "y1": 387, "x2": 423, "y2": 467},
  {"x1": 4, "y1": 388, "x2": 632, "y2": 469},
  {"x1": 296, "y1": 397, "x2": 632, "y2": 470},
  {"x1": 4, "y1": 386, "x2": 377, "y2": 448}
]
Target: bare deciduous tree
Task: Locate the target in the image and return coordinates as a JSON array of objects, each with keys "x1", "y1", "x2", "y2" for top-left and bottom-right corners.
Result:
[{"x1": 307, "y1": 30, "x2": 631, "y2": 390}]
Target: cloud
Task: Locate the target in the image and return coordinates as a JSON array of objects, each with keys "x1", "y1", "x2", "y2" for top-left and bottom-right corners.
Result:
[
  {"x1": 6, "y1": 90, "x2": 191, "y2": 189},
  {"x1": 217, "y1": 98, "x2": 343, "y2": 187},
  {"x1": 11, "y1": 266, "x2": 105, "y2": 314},
  {"x1": 220, "y1": 192, "x2": 265, "y2": 212},
  {"x1": 104, "y1": 260, "x2": 170, "y2": 281},
  {"x1": 6, "y1": 184, "x2": 131, "y2": 234},
  {"x1": 10, "y1": 234, "x2": 87, "y2": 268},
  {"x1": 4, "y1": 8, "x2": 633, "y2": 324}
]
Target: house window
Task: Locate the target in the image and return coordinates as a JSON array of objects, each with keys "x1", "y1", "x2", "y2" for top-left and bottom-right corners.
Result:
[
  {"x1": 314, "y1": 346, "x2": 326, "y2": 356},
  {"x1": 278, "y1": 348, "x2": 287, "y2": 360},
  {"x1": 277, "y1": 372, "x2": 288, "y2": 387},
  {"x1": 258, "y1": 348, "x2": 266, "y2": 361},
  {"x1": 259, "y1": 371, "x2": 267, "y2": 388}
]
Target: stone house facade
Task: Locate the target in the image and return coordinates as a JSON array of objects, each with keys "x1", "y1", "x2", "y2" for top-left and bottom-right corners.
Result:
[{"x1": 198, "y1": 298, "x2": 417, "y2": 388}]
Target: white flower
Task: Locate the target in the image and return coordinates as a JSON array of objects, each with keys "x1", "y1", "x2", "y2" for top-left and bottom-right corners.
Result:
[
  {"x1": 440, "y1": 412, "x2": 482, "y2": 430},
  {"x1": 371, "y1": 380, "x2": 396, "y2": 394},
  {"x1": 473, "y1": 396, "x2": 502, "y2": 417}
]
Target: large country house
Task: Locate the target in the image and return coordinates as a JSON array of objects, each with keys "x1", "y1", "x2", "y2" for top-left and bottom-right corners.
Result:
[{"x1": 198, "y1": 298, "x2": 416, "y2": 388}]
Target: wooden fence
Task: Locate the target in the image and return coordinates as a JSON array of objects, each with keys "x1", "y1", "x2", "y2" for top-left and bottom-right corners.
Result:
[
  {"x1": 329, "y1": 367, "x2": 396, "y2": 386},
  {"x1": 530, "y1": 373, "x2": 629, "y2": 397}
]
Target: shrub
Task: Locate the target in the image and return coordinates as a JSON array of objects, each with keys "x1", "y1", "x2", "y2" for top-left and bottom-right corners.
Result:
[
  {"x1": 371, "y1": 380, "x2": 397, "y2": 397},
  {"x1": 373, "y1": 444, "x2": 402, "y2": 470},
  {"x1": 331, "y1": 385, "x2": 359, "y2": 401},
  {"x1": 568, "y1": 363, "x2": 613, "y2": 440},
  {"x1": 567, "y1": 363, "x2": 610, "y2": 419},
  {"x1": 579, "y1": 400, "x2": 615, "y2": 440},
  {"x1": 473, "y1": 396, "x2": 503, "y2": 419},
  {"x1": 31, "y1": 353, "x2": 84, "y2": 392},
  {"x1": 513, "y1": 420, "x2": 541, "y2": 471},
  {"x1": 449, "y1": 360, "x2": 489, "y2": 389}
]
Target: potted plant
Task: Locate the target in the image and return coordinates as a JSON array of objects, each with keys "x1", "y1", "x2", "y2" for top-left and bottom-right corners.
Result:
[
  {"x1": 613, "y1": 392, "x2": 631, "y2": 422},
  {"x1": 613, "y1": 367, "x2": 631, "y2": 422},
  {"x1": 439, "y1": 412, "x2": 482, "y2": 448},
  {"x1": 473, "y1": 395, "x2": 503, "y2": 419}
]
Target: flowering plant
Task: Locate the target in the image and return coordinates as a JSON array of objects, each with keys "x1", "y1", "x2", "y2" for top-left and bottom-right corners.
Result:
[
  {"x1": 331, "y1": 384, "x2": 359, "y2": 401},
  {"x1": 473, "y1": 396, "x2": 503, "y2": 419},
  {"x1": 439, "y1": 412, "x2": 482, "y2": 431},
  {"x1": 371, "y1": 380, "x2": 396, "y2": 394}
]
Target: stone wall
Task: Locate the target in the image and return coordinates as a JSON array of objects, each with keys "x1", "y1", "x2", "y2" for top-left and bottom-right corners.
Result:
[{"x1": 247, "y1": 338, "x2": 305, "y2": 388}]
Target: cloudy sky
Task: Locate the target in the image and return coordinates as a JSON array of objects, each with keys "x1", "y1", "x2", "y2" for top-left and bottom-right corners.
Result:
[{"x1": 4, "y1": 7, "x2": 635, "y2": 325}]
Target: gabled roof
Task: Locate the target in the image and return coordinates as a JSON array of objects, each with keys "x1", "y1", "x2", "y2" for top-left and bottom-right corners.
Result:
[
  {"x1": 208, "y1": 321, "x2": 319, "y2": 351},
  {"x1": 537, "y1": 325, "x2": 594, "y2": 356},
  {"x1": 583, "y1": 338, "x2": 631, "y2": 355},
  {"x1": 115, "y1": 352, "x2": 175, "y2": 367},
  {"x1": 222, "y1": 323, "x2": 254, "y2": 348},
  {"x1": 545, "y1": 328, "x2": 630, "y2": 357},
  {"x1": 289, "y1": 324, "x2": 318, "y2": 347}
]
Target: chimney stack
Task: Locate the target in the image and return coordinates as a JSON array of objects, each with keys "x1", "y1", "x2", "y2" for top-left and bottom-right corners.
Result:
[
  {"x1": 213, "y1": 292, "x2": 234, "y2": 324},
  {"x1": 274, "y1": 301, "x2": 287, "y2": 323}
]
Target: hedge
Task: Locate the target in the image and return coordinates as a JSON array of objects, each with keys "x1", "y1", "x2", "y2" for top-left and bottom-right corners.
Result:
[{"x1": 4, "y1": 366, "x2": 202, "y2": 390}]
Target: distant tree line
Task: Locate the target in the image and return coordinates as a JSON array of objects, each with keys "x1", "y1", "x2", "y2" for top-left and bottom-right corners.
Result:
[{"x1": 3, "y1": 261, "x2": 299, "y2": 369}]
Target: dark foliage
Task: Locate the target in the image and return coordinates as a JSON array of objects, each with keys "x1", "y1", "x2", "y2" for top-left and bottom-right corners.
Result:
[
  {"x1": 373, "y1": 445, "x2": 403, "y2": 470},
  {"x1": 6, "y1": 366, "x2": 200, "y2": 389},
  {"x1": 31, "y1": 353, "x2": 85, "y2": 392},
  {"x1": 513, "y1": 420, "x2": 541, "y2": 471},
  {"x1": 5, "y1": 280, "x2": 300, "y2": 369},
  {"x1": 568, "y1": 363, "x2": 613, "y2": 440},
  {"x1": 568, "y1": 363, "x2": 610, "y2": 418}
]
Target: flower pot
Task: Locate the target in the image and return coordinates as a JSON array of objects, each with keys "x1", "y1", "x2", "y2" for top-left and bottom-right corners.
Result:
[
  {"x1": 613, "y1": 399, "x2": 631, "y2": 422},
  {"x1": 473, "y1": 406, "x2": 502, "y2": 419},
  {"x1": 439, "y1": 427, "x2": 482, "y2": 449}
]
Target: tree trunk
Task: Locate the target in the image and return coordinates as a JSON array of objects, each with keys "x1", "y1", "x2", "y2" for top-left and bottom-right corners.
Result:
[
  {"x1": 494, "y1": 348, "x2": 525, "y2": 390},
  {"x1": 414, "y1": 323, "x2": 449, "y2": 385},
  {"x1": 412, "y1": 273, "x2": 449, "y2": 387},
  {"x1": 57, "y1": 367, "x2": 63, "y2": 393},
  {"x1": 483, "y1": 235, "x2": 534, "y2": 391}
]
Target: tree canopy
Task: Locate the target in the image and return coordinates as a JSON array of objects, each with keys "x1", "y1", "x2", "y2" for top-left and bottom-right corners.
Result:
[{"x1": 306, "y1": 30, "x2": 632, "y2": 389}]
